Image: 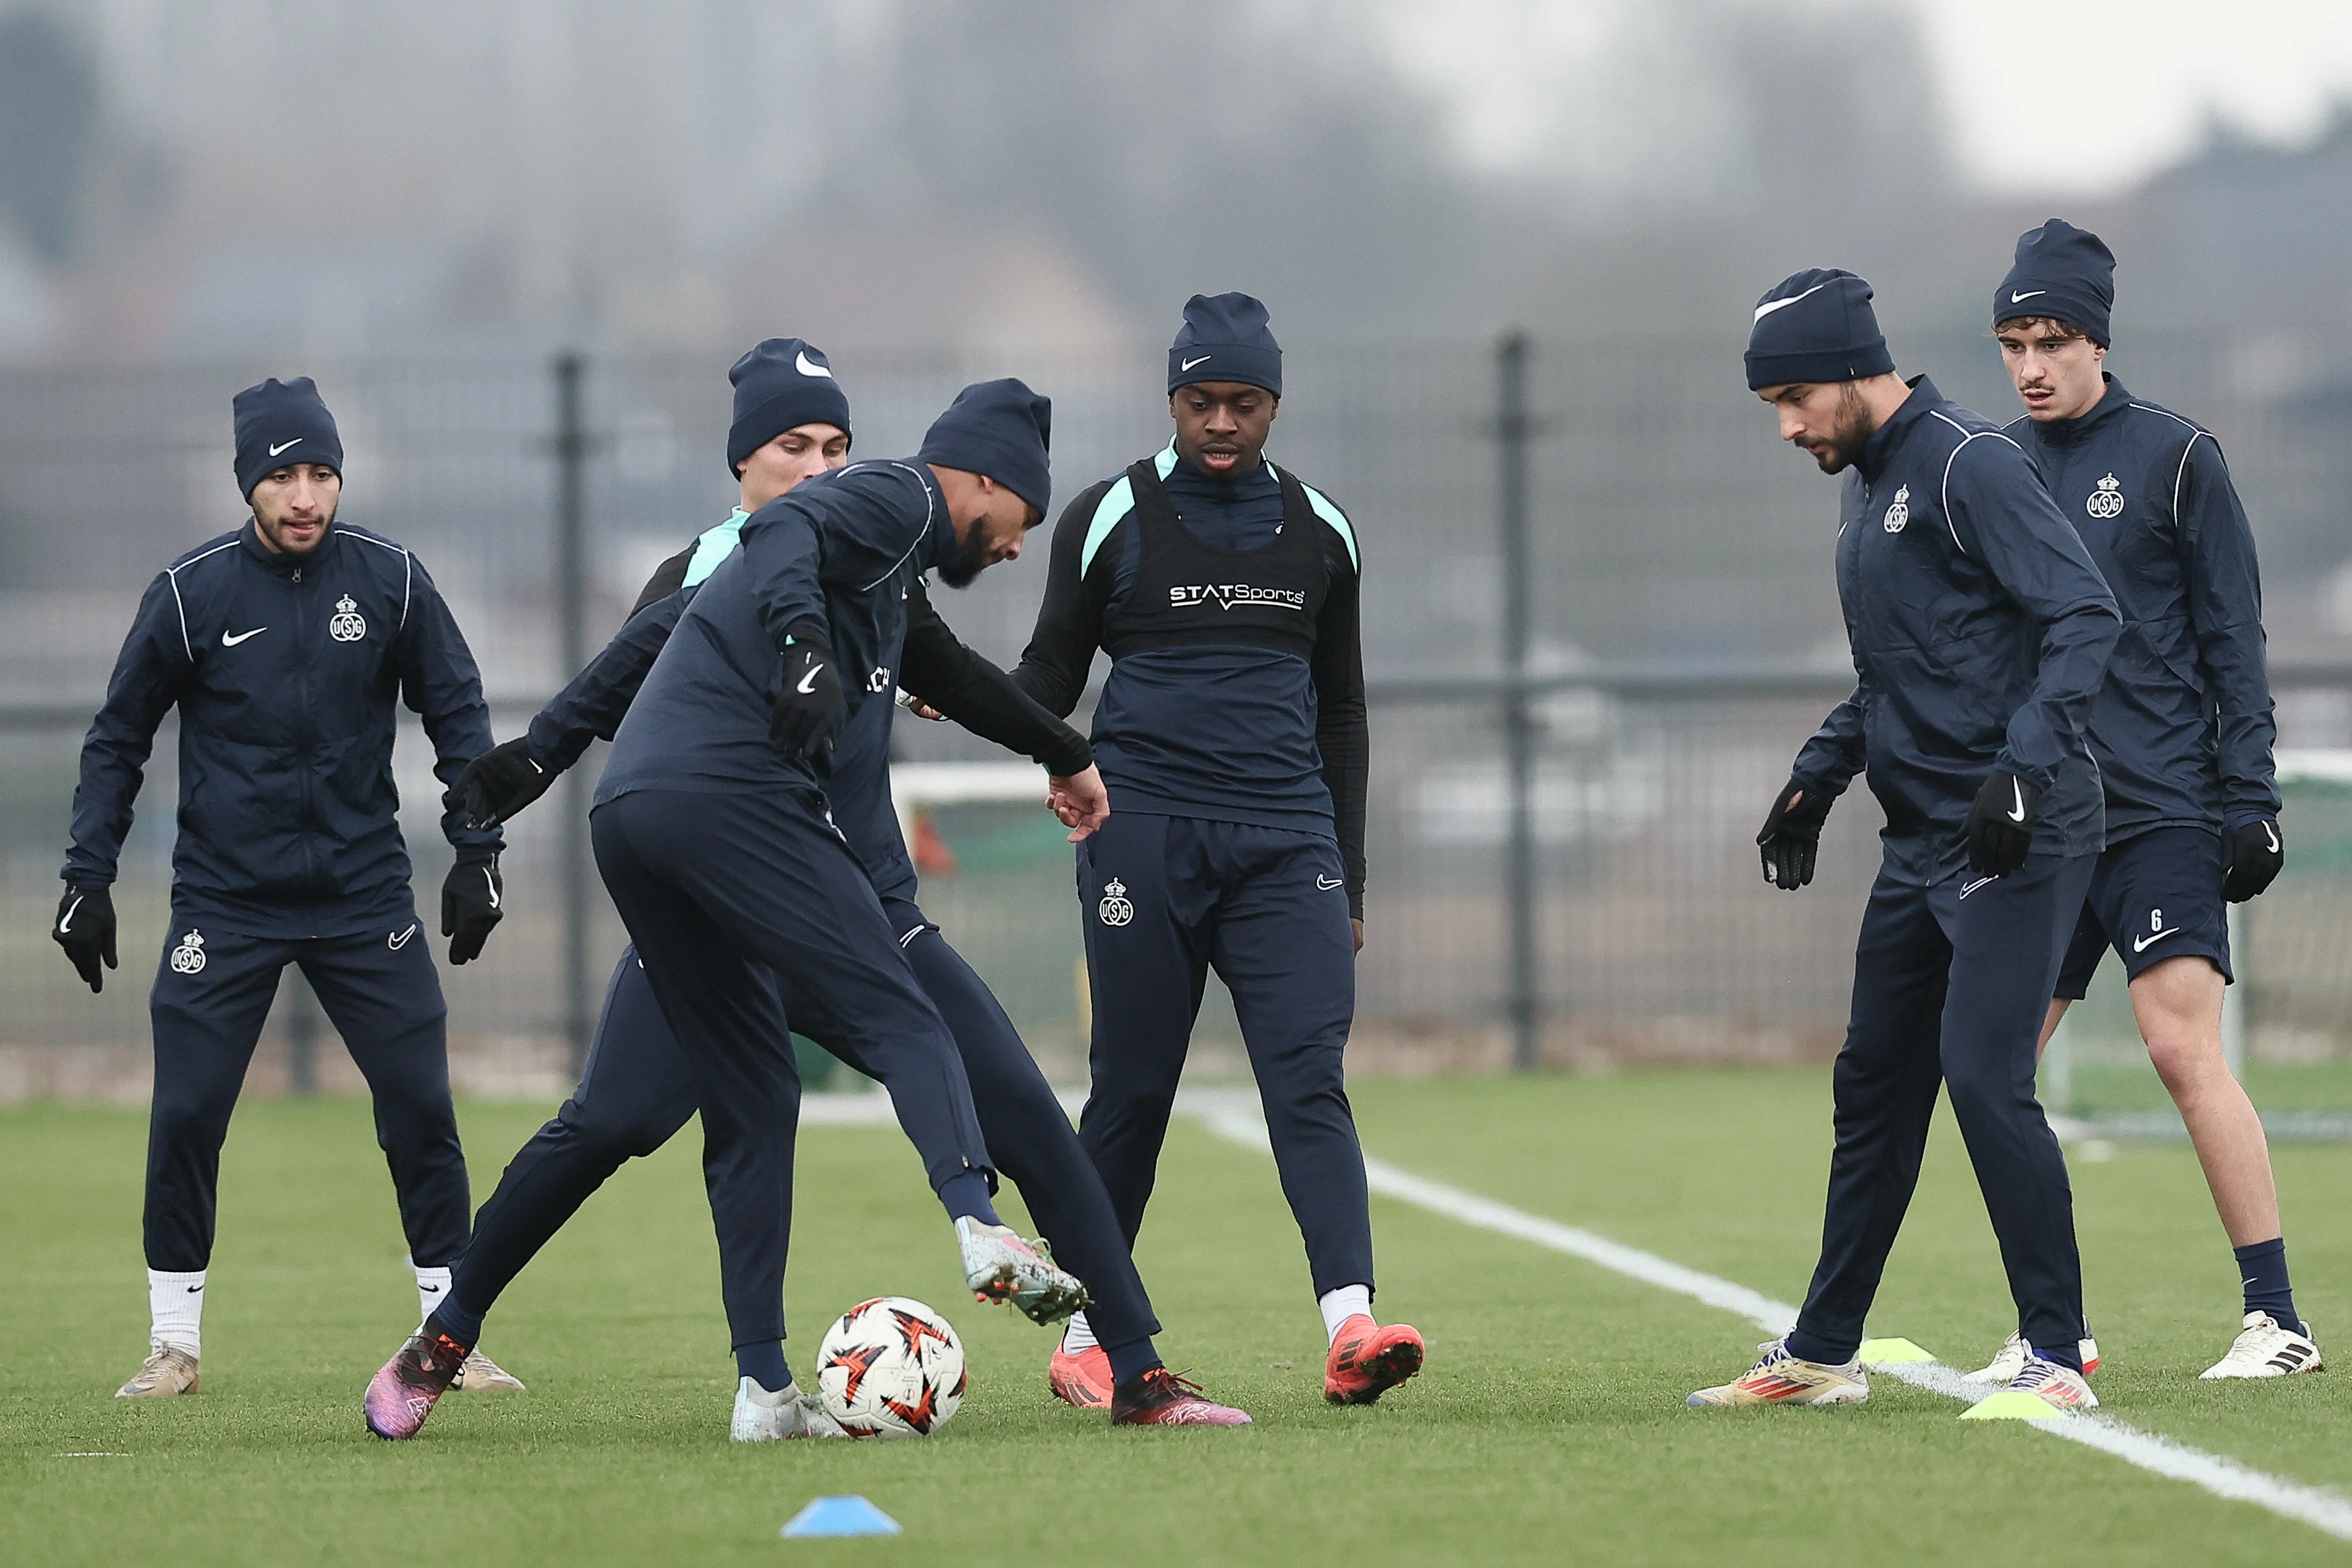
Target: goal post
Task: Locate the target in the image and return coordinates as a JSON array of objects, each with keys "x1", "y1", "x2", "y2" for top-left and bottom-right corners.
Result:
[
  {"x1": 889, "y1": 760, "x2": 1092, "y2": 1069},
  {"x1": 2045, "y1": 749, "x2": 2352, "y2": 1140}
]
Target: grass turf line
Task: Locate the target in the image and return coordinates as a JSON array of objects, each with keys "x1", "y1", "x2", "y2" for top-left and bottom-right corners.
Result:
[
  {"x1": 0, "y1": 1068, "x2": 2343, "y2": 1566},
  {"x1": 1219, "y1": 1090, "x2": 2352, "y2": 1539}
]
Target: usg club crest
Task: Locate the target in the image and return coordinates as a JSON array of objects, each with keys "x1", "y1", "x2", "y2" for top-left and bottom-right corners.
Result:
[
  {"x1": 169, "y1": 930, "x2": 206, "y2": 974},
  {"x1": 1882, "y1": 483, "x2": 1910, "y2": 533},
  {"x1": 328, "y1": 594, "x2": 368, "y2": 642},
  {"x1": 1097, "y1": 877, "x2": 1134, "y2": 927},
  {"x1": 2086, "y1": 472, "x2": 2125, "y2": 519}
]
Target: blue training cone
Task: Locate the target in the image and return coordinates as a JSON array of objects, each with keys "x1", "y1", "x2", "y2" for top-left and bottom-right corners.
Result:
[{"x1": 782, "y1": 1495, "x2": 902, "y2": 1538}]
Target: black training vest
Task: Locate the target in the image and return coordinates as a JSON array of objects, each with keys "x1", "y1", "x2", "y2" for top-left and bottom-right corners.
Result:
[{"x1": 1105, "y1": 458, "x2": 1333, "y2": 662}]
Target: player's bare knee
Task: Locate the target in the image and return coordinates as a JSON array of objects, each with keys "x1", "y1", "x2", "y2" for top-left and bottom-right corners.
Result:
[
  {"x1": 2129, "y1": 957, "x2": 2227, "y2": 1085},
  {"x1": 2145, "y1": 1027, "x2": 2232, "y2": 1104}
]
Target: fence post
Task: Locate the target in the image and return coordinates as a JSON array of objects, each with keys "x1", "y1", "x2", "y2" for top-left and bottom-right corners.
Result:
[
  {"x1": 552, "y1": 352, "x2": 594, "y2": 1076},
  {"x1": 1497, "y1": 331, "x2": 1540, "y2": 1071}
]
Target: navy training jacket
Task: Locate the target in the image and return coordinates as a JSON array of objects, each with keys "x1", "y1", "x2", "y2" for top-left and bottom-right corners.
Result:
[
  {"x1": 1790, "y1": 377, "x2": 2122, "y2": 876},
  {"x1": 64, "y1": 521, "x2": 499, "y2": 938},
  {"x1": 595, "y1": 461, "x2": 957, "y2": 833},
  {"x1": 2006, "y1": 377, "x2": 2275, "y2": 841},
  {"x1": 544, "y1": 500, "x2": 1083, "y2": 905}
]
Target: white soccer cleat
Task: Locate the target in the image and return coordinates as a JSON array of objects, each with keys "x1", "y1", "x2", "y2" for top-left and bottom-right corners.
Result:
[
  {"x1": 1686, "y1": 1340, "x2": 1868, "y2": 1407},
  {"x1": 449, "y1": 1349, "x2": 527, "y2": 1392},
  {"x1": 1965, "y1": 1332, "x2": 2026, "y2": 1385},
  {"x1": 2200, "y1": 1312, "x2": 2323, "y2": 1380},
  {"x1": 116, "y1": 1340, "x2": 200, "y2": 1398},
  {"x1": 729, "y1": 1377, "x2": 847, "y2": 1441},
  {"x1": 1966, "y1": 1330, "x2": 2101, "y2": 1384},
  {"x1": 956, "y1": 1216, "x2": 1090, "y2": 1325},
  {"x1": 2006, "y1": 1352, "x2": 2098, "y2": 1412}
]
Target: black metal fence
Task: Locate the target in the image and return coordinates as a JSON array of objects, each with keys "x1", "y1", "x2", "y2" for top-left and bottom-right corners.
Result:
[{"x1": 4, "y1": 332, "x2": 2350, "y2": 1097}]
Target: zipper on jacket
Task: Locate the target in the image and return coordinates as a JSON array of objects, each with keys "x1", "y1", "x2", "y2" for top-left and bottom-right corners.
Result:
[{"x1": 292, "y1": 559, "x2": 320, "y2": 912}]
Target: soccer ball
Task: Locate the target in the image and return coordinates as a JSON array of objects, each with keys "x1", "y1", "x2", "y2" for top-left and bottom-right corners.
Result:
[{"x1": 815, "y1": 1296, "x2": 966, "y2": 1438}]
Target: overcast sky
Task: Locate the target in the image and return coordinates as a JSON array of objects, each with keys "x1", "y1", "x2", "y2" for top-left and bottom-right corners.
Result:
[
  {"x1": 1370, "y1": 0, "x2": 2352, "y2": 197},
  {"x1": 1916, "y1": 0, "x2": 2352, "y2": 191}
]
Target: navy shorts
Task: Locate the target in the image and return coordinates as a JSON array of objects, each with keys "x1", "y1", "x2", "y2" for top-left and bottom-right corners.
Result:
[{"x1": 2054, "y1": 825, "x2": 2233, "y2": 999}]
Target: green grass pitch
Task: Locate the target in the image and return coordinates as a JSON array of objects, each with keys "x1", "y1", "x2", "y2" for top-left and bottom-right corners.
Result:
[{"x1": 4, "y1": 1068, "x2": 2349, "y2": 1566}]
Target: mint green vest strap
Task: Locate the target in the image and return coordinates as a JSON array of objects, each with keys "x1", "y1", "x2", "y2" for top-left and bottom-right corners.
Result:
[{"x1": 682, "y1": 508, "x2": 750, "y2": 589}]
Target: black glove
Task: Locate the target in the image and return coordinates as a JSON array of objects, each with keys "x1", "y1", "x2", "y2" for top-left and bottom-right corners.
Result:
[
  {"x1": 53, "y1": 883, "x2": 117, "y2": 993},
  {"x1": 1755, "y1": 778, "x2": 1833, "y2": 890},
  {"x1": 440, "y1": 852, "x2": 503, "y2": 965},
  {"x1": 769, "y1": 627, "x2": 841, "y2": 760},
  {"x1": 1964, "y1": 769, "x2": 2040, "y2": 877},
  {"x1": 453, "y1": 736, "x2": 555, "y2": 829},
  {"x1": 2223, "y1": 818, "x2": 2285, "y2": 903}
]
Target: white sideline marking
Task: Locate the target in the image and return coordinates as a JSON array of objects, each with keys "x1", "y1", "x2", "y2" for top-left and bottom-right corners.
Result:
[
  {"x1": 1185, "y1": 1096, "x2": 1798, "y2": 1333},
  {"x1": 798, "y1": 1089, "x2": 896, "y2": 1125},
  {"x1": 1178, "y1": 1094, "x2": 2352, "y2": 1545}
]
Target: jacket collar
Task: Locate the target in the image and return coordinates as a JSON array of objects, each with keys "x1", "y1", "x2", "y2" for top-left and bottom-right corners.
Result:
[
  {"x1": 1857, "y1": 375, "x2": 1940, "y2": 482},
  {"x1": 2034, "y1": 372, "x2": 2133, "y2": 447},
  {"x1": 238, "y1": 517, "x2": 338, "y2": 576},
  {"x1": 915, "y1": 463, "x2": 962, "y2": 573}
]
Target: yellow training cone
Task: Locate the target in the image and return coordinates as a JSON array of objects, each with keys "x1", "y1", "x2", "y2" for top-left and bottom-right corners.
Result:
[{"x1": 1858, "y1": 1338, "x2": 1936, "y2": 1365}]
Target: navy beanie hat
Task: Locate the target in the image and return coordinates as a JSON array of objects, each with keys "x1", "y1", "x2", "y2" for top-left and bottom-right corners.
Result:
[
  {"x1": 728, "y1": 337, "x2": 852, "y2": 475},
  {"x1": 1744, "y1": 269, "x2": 1896, "y2": 390},
  {"x1": 915, "y1": 379, "x2": 1053, "y2": 516},
  {"x1": 1168, "y1": 292, "x2": 1281, "y2": 397},
  {"x1": 233, "y1": 377, "x2": 343, "y2": 498},
  {"x1": 1994, "y1": 219, "x2": 2115, "y2": 346}
]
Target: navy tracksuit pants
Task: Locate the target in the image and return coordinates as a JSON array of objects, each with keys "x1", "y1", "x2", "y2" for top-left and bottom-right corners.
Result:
[
  {"x1": 1076, "y1": 811, "x2": 1373, "y2": 1297},
  {"x1": 454, "y1": 916, "x2": 1163, "y2": 1354},
  {"x1": 143, "y1": 907, "x2": 470, "y2": 1272},
  {"x1": 1787, "y1": 850, "x2": 2096, "y2": 1366},
  {"x1": 587, "y1": 787, "x2": 993, "y2": 1349}
]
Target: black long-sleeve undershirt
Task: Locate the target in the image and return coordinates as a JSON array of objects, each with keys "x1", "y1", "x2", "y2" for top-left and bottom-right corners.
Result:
[{"x1": 900, "y1": 579, "x2": 1091, "y2": 775}]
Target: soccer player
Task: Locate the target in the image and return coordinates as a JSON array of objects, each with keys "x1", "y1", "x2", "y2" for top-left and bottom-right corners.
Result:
[
  {"x1": 364, "y1": 341, "x2": 1245, "y2": 1439},
  {"x1": 1966, "y1": 220, "x2": 2315, "y2": 1382},
  {"x1": 1012, "y1": 293, "x2": 1423, "y2": 1406},
  {"x1": 1692, "y1": 270, "x2": 2122, "y2": 1414},
  {"x1": 57, "y1": 375, "x2": 521, "y2": 1398}
]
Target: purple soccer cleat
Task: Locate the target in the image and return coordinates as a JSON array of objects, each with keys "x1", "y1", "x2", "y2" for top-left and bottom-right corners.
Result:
[{"x1": 364, "y1": 1330, "x2": 470, "y2": 1439}]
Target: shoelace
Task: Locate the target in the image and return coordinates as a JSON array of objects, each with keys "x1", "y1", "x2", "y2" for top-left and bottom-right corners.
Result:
[
  {"x1": 1138, "y1": 1368, "x2": 1208, "y2": 1401},
  {"x1": 405, "y1": 1333, "x2": 469, "y2": 1383},
  {"x1": 2015, "y1": 1359, "x2": 2070, "y2": 1390}
]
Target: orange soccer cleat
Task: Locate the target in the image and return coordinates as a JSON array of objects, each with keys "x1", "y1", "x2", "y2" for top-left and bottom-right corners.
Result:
[
  {"x1": 1323, "y1": 1314, "x2": 1425, "y2": 1405},
  {"x1": 1049, "y1": 1344, "x2": 1114, "y2": 1409}
]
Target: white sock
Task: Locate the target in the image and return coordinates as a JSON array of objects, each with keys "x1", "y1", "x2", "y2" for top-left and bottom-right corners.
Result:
[
  {"x1": 149, "y1": 1268, "x2": 206, "y2": 1357},
  {"x1": 1060, "y1": 1310, "x2": 1098, "y2": 1354},
  {"x1": 1318, "y1": 1284, "x2": 1373, "y2": 1344},
  {"x1": 414, "y1": 1263, "x2": 453, "y2": 1330}
]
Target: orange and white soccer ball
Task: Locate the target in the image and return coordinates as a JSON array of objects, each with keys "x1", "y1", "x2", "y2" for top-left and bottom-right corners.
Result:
[{"x1": 816, "y1": 1296, "x2": 967, "y2": 1438}]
